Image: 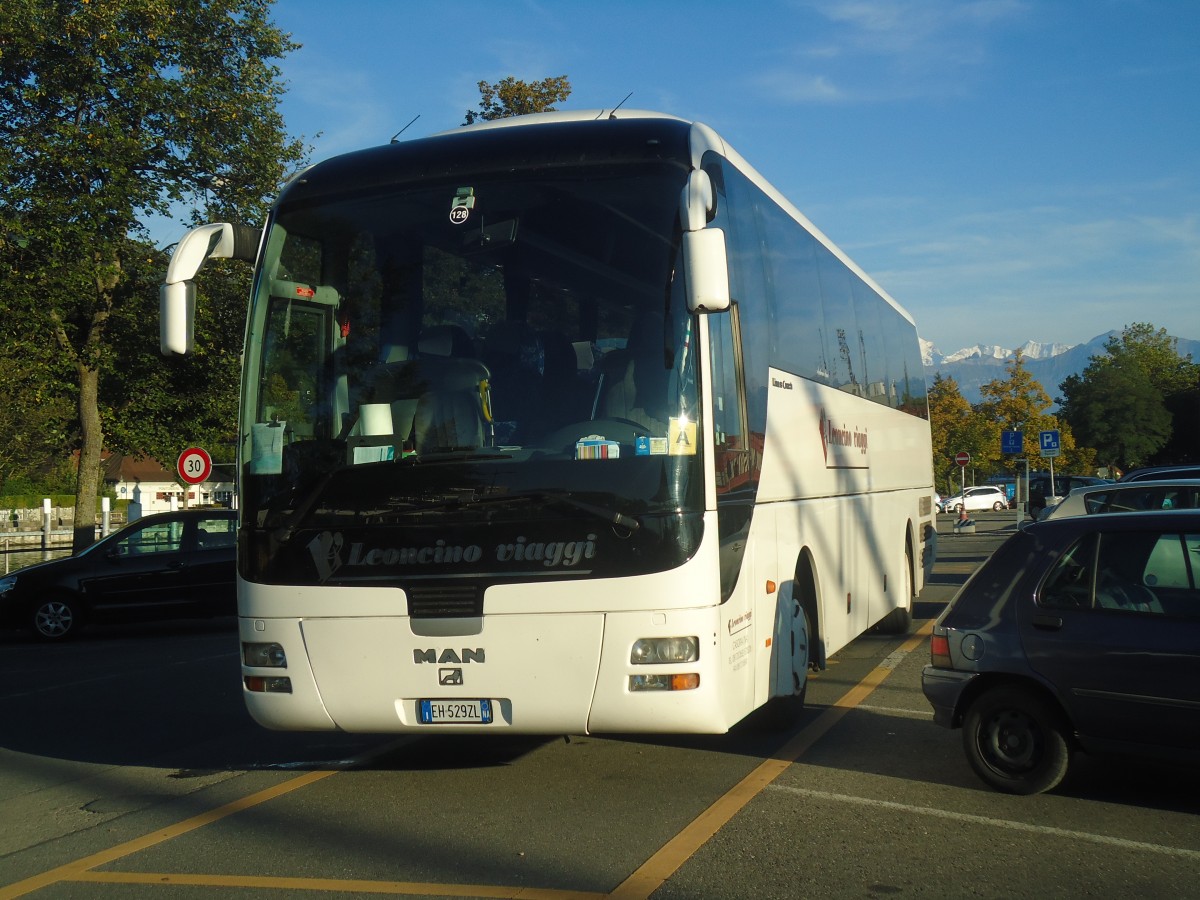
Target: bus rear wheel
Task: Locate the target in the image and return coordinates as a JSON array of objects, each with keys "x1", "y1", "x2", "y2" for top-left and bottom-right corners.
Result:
[{"x1": 874, "y1": 545, "x2": 914, "y2": 634}]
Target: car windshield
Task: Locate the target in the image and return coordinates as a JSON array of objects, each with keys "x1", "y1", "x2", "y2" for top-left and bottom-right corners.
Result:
[{"x1": 237, "y1": 157, "x2": 704, "y2": 584}]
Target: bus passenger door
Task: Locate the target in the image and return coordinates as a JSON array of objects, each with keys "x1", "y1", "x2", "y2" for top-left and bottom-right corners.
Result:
[{"x1": 709, "y1": 306, "x2": 763, "y2": 714}]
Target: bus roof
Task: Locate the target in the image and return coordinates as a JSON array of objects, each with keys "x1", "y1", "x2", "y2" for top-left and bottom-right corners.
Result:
[
  {"x1": 433, "y1": 108, "x2": 689, "y2": 135},
  {"x1": 281, "y1": 109, "x2": 916, "y2": 327}
]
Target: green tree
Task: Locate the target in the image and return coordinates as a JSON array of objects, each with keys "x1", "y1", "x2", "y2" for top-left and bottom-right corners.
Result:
[
  {"x1": 1060, "y1": 355, "x2": 1171, "y2": 472},
  {"x1": 928, "y1": 374, "x2": 992, "y2": 494},
  {"x1": 102, "y1": 246, "x2": 247, "y2": 469},
  {"x1": 976, "y1": 351, "x2": 1091, "y2": 475},
  {"x1": 0, "y1": 291, "x2": 74, "y2": 493},
  {"x1": 464, "y1": 76, "x2": 572, "y2": 124},
  {"x1": 1101, "y1": 323, "x2": 1199, "y2": 395},
  {"x1": 0, "y1": 0, "x2": 305, "y2": 548},
  {"x1": 1059, "y1": 323, "x2": 1197, "y2": 471}
]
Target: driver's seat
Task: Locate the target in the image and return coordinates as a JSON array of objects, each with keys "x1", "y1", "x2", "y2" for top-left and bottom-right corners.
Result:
[
  {"x1": 595, "y1": 314, "x2": 668, "y2": 432},
  {"x1": 410, "y1": 359, "x2": 490, "y2": 455}
]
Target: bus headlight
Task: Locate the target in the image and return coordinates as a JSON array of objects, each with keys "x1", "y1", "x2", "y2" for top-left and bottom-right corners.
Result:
[
  {"x1": 243, "y1": 642, "x2": 287, "y2": 668},
  {"x1": 631, "y1": 636, "x2": 699, "y2": 665}
]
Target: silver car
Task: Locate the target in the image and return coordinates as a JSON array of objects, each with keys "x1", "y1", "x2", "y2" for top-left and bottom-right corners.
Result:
[{"x1": 1041, "y1": 479, "x2": 1200, "y2": 521}]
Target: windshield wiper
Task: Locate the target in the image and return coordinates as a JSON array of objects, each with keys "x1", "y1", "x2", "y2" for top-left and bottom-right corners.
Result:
[
  {"x1": 535, "y1": 491, "x2": 641, "y2": 532},
  {"x1": 375, "y1": 489, "x2": 640, "y2": 531}
]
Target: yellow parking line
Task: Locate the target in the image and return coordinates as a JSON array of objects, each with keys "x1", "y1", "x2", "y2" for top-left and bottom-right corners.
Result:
[
  {"x1": 608, "y1": 620, "x2": 934, "y2": 900},
  {"x1": 0, "y1": 770, "x2": 335, "y2": 900},
  {"x1": 2, "y1": 626, "x2": 932, "y2": 900},
  {"x1": 72, "y1": 871, "x2": 605, "y2": 898}
]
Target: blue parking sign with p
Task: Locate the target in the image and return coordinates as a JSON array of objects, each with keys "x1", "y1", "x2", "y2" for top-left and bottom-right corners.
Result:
[
  {"x1": 1039, "y1": 429, "x2": 1060, "y2": 457},
  {"x1": 1001, "y1": 430, "x2": 1023, "y2": 454}
]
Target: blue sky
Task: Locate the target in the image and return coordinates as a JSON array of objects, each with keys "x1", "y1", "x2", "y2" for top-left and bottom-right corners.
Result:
[{"x1": 260, "y1": 0, "x2": 1199, "y2": 354}]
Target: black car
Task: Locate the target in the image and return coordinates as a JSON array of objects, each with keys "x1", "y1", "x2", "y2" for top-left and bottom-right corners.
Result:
[
  {"x1": 0, "y1": 509, "x2": 237, "y2": 641},
  {"x1": 1026, "y1": 473, "x2": 1111, "y2": 520},
  {"x1": 922, "y1": 510, "x2": 1200, "y2": 794}
]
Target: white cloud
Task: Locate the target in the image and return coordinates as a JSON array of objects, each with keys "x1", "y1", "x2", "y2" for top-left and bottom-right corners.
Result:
[
  {"x1": 855, "y1": 202, "x2": 1200, "y2": 349},
  {"x1": 758, "y1": 0, "x2": 1029, "y2": 104},
  {"x1": 815, "y1": 0, "x2": 1027, "y2": 52},
  {"x1": 754, "y1": 71, "x2": 847, "y2": 103}
]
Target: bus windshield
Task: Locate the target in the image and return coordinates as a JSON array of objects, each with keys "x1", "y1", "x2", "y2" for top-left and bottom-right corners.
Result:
[{"x1": 239, "y1": 158, "x2": 703, "y2": 585}]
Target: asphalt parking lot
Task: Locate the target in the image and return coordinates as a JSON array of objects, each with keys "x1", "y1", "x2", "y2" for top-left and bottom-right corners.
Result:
[{"x1": 2, "y1": 508, "x2": 1197, "y2": 899}]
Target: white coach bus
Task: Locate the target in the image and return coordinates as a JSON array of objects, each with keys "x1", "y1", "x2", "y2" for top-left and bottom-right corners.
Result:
[{"x1": 161, "y1": 110, "x2": 935, "y2": 734}]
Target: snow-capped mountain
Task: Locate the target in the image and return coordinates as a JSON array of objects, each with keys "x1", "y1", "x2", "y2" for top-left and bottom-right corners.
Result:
[
  {"x1": 921, "y1": 338, "x2": 1076, "y2": 368},
  {"x1": 922, "y1": 331, "x2": 1200, "y2": 405}
]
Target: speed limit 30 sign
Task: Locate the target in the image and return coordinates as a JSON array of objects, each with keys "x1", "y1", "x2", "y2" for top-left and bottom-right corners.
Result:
[{"x1": 177, "y1": 447, "x2": 213, "y2": 485}]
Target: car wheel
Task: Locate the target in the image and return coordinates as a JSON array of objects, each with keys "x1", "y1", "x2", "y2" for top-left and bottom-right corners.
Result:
[
  {"x1": 954, "y1": 503, "x2": 964, "y2": 514},
  {"x1": 962, "y1": 686, "x2": 1071, "y2": 795},
  {"x1": 30, "y1": 596, "x2": 83, "y2": 641},
  {"x1": 992, "y1": 501, "x2": 1006, "y2": 511}
]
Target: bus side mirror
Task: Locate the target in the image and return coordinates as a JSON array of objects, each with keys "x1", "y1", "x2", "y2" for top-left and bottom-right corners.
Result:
[
  {"x1": 160, "y1": 222, "x2": 260, "y2": 356},
  {"x1": 683, "y1": 228, "x2": 731, "y2": 314},
  {"x1": 160, "y1": 280, "x2": 197, "y2": 355}
]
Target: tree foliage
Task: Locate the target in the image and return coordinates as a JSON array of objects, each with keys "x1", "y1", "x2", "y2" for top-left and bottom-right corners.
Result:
[
  {"x1": 975, "y1": 350, "x2": 1090, "y2": 474},
  {"x1": 1099, "y1": 323, "x2": 1199, "y2": 395},
  {"x1": 928, "y1": 374, "x2": 987, "y2": 493},
  {"x1": 464, "y1": 75, "x2": 572, "y2": 124},
  {"x1": 1060, "y1": 357, "x2": 1171, "y2": 471},
  {"x1": 0, "y1": 0, "x2": 305, "y2": 545},
  {"x1": 928, "y1": 353, "x2": 1097, "y2": 494},
  {"x1": 0, "y1": 303, "x2": 74, "y2": 493},
  {"x1": 1059, "y1": 323, "x2": 1198, "y2": 471}
]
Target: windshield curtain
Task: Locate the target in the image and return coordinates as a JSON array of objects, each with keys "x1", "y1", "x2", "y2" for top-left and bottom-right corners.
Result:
[{"x1": 238, "y1": 160, "x2": 703, "y2": 583}]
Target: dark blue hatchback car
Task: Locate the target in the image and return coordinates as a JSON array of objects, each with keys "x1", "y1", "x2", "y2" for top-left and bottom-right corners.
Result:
[{"x1": 923, "y1": 510, "x2": 1200, "y2": 794}]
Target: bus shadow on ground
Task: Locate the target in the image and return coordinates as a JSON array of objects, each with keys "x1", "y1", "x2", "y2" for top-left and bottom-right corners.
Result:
[{"x1": 364, "y1": 734, "x2": 554, "y2": 771}]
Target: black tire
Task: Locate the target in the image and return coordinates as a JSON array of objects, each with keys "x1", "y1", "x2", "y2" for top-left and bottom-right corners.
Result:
[
  {"x1": 954, "y1": 503, "x2": 965, "y2": 514},
  {"x1": 754, "y1": 674, "x2": 808, "y2": 732},
  {"x1": 992, "y1": 501, "x2": 1006, "y2": 511},
  {"x1": 753, "y1": 608, "x2": 811, "y2": 731},
  {"x1": 962, "y1": 686, "x2": 1071, "y2": 794},
  {"x1": 30, "y1": 595, "x2": 84, "y2": 641}
]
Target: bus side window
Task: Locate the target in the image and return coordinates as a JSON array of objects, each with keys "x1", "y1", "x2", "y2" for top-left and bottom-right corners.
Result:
[{"x1": 710, "y1": 307, "x2": 748, "y2": 494}]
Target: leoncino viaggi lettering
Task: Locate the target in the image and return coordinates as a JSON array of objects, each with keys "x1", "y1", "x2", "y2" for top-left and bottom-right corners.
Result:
[
  {"x1": 818, "y1": 408, "x2": 869, "y2": 469},
  {"x1": 823, "y1": 419, "x2": 868, "y2": 453},
  {"x1": 306, "y1": 531, "x2": 598, "y2": 582}
]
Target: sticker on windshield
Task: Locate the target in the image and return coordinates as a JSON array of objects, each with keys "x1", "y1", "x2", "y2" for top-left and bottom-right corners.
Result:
[
  {"x1": 449, "y1": 187, "x2": 475, "y2": 224},
  {"x1": 669, "y1": 418, "x2": 697, "y2": 456},
  {"x1": 635, "y1": 435, "x2": 669, "y2": 456},
  {"x1": 576, "y1": 435, "x2": 620, "y2": 460}
]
